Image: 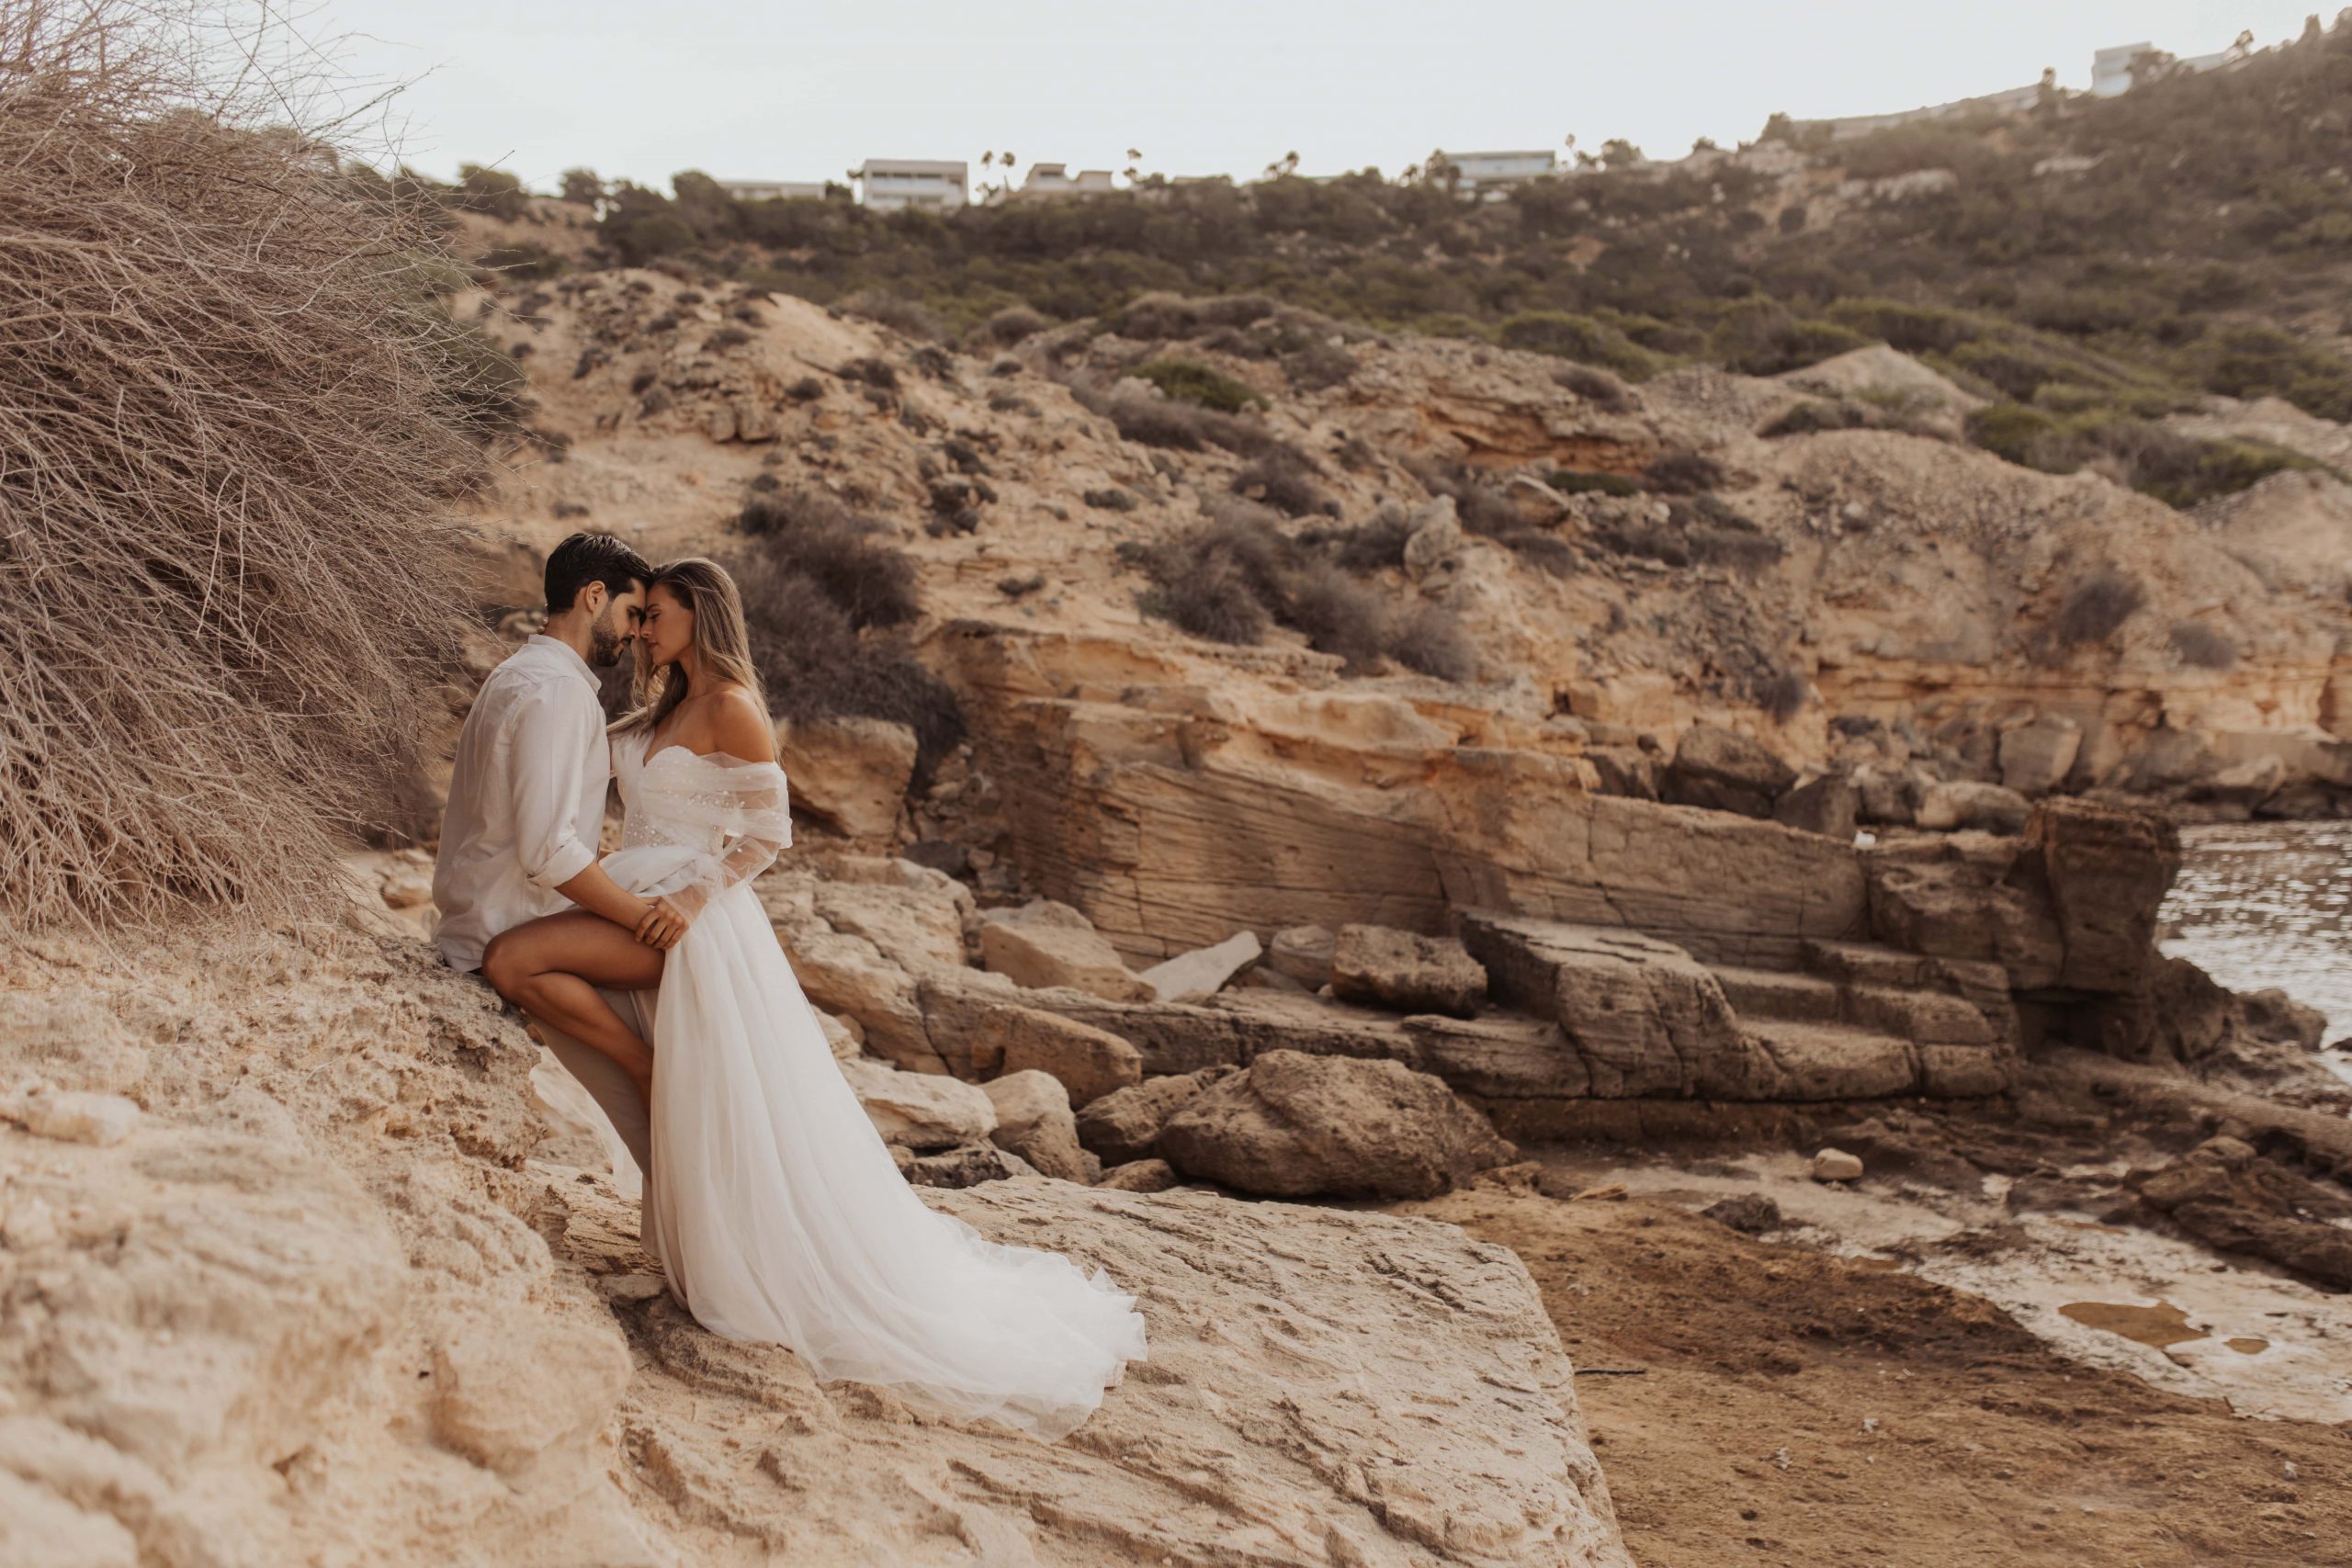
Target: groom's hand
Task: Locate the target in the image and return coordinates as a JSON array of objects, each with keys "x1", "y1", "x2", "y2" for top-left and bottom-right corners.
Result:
[{"x1": 636, "y1": 896, "x2": 691, "y2": 951}]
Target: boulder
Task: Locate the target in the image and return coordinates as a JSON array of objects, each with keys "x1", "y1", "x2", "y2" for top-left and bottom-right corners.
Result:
[
  {"x1": 1330, "y1": 924, "x2": 1487, "y2": 1018},
  {"x1": 1851, "y1": 762, "x2": 1922, "y2": 826},
  {"x1": 1402, "y1": 496, "x2": 1463, "y2": 580},
  {"x1": 1772, "y1": 773, "x2": 1859, "y2": 840},
  {"x1": 838, "y1": 1058, "x2": 996, "y2": 1150},
  {"x1": 2028, "y1": 798, "x2": 2181, "y2": 994},
  {"x1": 1458, "y1": 913, "x2": 1764, "y2": 1099},
  {"x1": 1997, "y1": 714, "x2": 2082, "y2": 795},
  {"x1": 1914, "y1": 780, "x2": 2031, "y2": 834},
  {"x1": 899, "y1": 1142, "x2": 1038, "y2": 1188},
  {"x1": 1156, "y1": 1050, "x2": 1518, "y2": 1199},
  {"x1": 2130, "y1": 1137, "x2": 2352, "y2": 1289},
  {"x1": 1267, "y1": 924, "x2": 1336, "y2": 987},
  {"x1": 1074, "y1": 1065, "x2": 1239, "y2": 1165},
  {"x1": 16, "y1": 1088, "x2": 141, "y2": 1147},
  {"x1": 1660, "y1": 724, "x2": 1796, "y2": 818},
  {"x1": 790, "y1": 929, "x2": 942, "y2": 1073},
  {"x1": 774, "y1": 715, "x2": 918, "y2": 841},
  {"x1": 983, "y1": 1070, "x2": 1089, "y2": 1182},
  {"x1": 1862, "y1": 834, "x2": 2066, "y2": 992},
  {"x1": 1700, "y1": 1193, "x2": 1783, "y2": 1234},
  {"x1": 971, "y1": 1005, "x2": 1143, "y2": 1105},
  {"x1": 979, "y1": 905, "x2": 1156, "y2": 1001},
  {"x1": 2195, "y1": 754, "x2": 2288, "y2": 811},
  {"x1": 1095, "y1": 1158, "x2": 1181, "y2": 1192},
  {"x1": 2238, "y1": 987, "x2": 2327, "y2": 1050},
  {"x1": 1141, "y1": 931, "x2": 1263, "y2": 1003},
  {"x1": 1810, "y1": 1147, "x2": 1864, "y2": 1182},
  {"x1": 429, "y1": 1302, "x2": 633, "y2": 1477}
]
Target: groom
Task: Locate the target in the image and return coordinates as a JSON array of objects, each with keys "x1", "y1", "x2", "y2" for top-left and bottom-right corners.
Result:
[{"x1": 433, "y1": 531, "x2": 661, "y2": 1178}]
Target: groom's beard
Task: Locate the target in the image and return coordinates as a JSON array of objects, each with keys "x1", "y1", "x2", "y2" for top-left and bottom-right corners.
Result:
[{"x1": 589, "y1": 625, "x2": 631, "y2": 668}]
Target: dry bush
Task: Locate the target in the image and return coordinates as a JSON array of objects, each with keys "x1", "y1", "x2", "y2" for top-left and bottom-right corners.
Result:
[
  {"x1": 0, "y1": 1, "x2": 491, "y2": 928},
  {"x1": 1284, "y1": 563, "x2": 1392, "y2": 669},
  {"x1": 840, "y1": 289, "x2": 943, "y2": 341},
  {"x1": 2169, "y1": 618, "x2": 2238, "y2": 670},
  {"x1": 1643, "y1": 451, "x2": 1727, "y2": 494},
  {"x1": 734, "y1": 491, "x2": 920, "y2": 629},
  {"x1": 726, "y1": 555, "x2": 965, "y2": 783},
  {"x1": 1306, "y1": 504, "x2": 1416, "y2": 572},
  {"x1": 1388, "y1": 605, "x2": 1478, "y2": 682},
  {"x1": 1130, "y1": 502, "x2": 1478, "y2": 680},
  {"x1": 1554, "y1": 363, "x2": 1635, "y2": 412},
  {"x1": 1409, "y1": 459, "x2": 1521, "y2": 537},
  {"x1": 1230, "y1": 447, "x2": 1330, "y2": 517},
  {"x1": 1070, "y1": 378, "x2": 1295, "y2": 459},
  {"x1": 2052, "y1": 569, "x2": 2146, "y2": 647},
  {"x1": 979, "y1": 304, "x2": 1050, "y2": 345}
]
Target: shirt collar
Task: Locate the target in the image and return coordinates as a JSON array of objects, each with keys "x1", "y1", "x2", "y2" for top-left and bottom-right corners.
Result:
[{"x1": 526, "y1": 633, "x2": 599, "y2": 688}]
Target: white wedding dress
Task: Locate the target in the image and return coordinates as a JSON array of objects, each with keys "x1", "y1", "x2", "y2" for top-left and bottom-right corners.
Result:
[{"x1": 598, "y1": 730, "x2": 1147, "y2": 1440}]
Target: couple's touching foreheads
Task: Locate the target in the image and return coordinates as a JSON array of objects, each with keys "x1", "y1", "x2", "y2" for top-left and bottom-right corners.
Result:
[{"x1": 431, "y1": 533, "x2": 1144, "y2": 1440}]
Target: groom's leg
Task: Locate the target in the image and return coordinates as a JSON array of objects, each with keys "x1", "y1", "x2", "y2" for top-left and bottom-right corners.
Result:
[{"x1": 539, "y1": 1001, "x2": 652, "y2": 1176}]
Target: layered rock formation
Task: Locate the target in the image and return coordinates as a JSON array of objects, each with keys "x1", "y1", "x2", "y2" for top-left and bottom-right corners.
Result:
[{"x1": 0, "y1": 924, "x2": 1628, "y2": 1567}]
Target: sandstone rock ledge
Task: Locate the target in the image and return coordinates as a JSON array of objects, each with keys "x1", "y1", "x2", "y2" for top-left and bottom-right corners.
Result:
[{"x1": 0, "y1": 928, "x2": 1627, "y2": 1568}]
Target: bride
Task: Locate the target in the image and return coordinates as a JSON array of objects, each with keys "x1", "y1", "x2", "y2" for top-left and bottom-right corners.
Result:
[{"x1": 480, "y1": 557, "x2": 1146, "y2": 1440}]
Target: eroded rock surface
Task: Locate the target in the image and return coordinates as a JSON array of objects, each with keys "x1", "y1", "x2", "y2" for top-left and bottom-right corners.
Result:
[
  {"x1": 0, "y1": 929, "x2": 1627, "y2": 1568},
  {"x1": 1157, "y1": 1050, "x2": 1519, "y2": 1199}
]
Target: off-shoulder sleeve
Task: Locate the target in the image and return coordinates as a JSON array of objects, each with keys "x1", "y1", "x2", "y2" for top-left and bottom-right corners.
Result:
[{"x1": 638, "y1": 755, "x2": 792, "y2": 919}]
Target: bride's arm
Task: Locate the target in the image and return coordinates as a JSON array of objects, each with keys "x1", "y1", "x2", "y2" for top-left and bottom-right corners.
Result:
[{"x1": 636, "y1": 693, "x2": 789, "y2": 949}]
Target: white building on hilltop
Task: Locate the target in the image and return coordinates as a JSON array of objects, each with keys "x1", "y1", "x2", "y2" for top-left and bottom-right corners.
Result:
[
  {"x1": 2091, "y1": 40, "x2": 2240, "y2": 97},
  {"x1": 718, "y1": 179, "x2": 829, "y2": 202},
  {"x1": 1013, "y1": 163, "x2": 1117, "y2": 199},
  {"x1": 1434, "y1": 148, "x2": 1557, "y2": 194},
  {"x1": 851, "y1": 160, "x2": 967, "y2": 212}
]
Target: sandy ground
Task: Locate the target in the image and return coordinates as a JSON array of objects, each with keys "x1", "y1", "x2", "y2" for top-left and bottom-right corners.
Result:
[{"x1": 1412, "y1": 1174, "x2": 2352, "y2": 1568}]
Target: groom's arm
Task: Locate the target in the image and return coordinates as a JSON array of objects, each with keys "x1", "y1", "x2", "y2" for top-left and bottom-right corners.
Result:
[{"x1": 508, "y1": 684, "x2": 650, "y2": 930}]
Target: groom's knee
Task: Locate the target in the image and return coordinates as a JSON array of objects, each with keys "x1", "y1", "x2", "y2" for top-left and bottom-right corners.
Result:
[{"x1": 481, "y1": 931, "x2": 526, "y2": 1000}]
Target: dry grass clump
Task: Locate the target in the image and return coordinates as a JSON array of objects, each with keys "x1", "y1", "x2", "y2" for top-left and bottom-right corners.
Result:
[
  {"x1": 1230, "y1": 447, "x2": 1332, "y2": 517},
  {"x1": 2169, "y1": 619, "x2": 2238, "y2": 671},
  {"x1": 725, "y1": 520, "x2": 965, "y2": 782},
  {"x1": 838, "y1": 289, "x2": 944, "y2": 341},
  {"x1": 0, "y1": 1, "x2": 491, "y2": 929},
  {"x1": 1126, "y1": 502, "x2": 1479, "y2": 681},
  {"x1": 2052, "y1": 569, "x2": 2146, "y2": 648},
  {"x1": 735, "y1": 491, "x2": 921, "y2": 629}
]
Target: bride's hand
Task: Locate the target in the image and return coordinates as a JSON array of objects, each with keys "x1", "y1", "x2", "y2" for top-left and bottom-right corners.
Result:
[{"x1": 636, "y1": 895, "x2": 693, "y2": 951}]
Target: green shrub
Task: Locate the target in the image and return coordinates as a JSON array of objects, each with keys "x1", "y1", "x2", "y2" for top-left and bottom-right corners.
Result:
[
  {"x1": 1129, "y1": 358, "x2": 1265, "y2": 412},
  {"x1": 1552, "y1": 363, "x2": 1635, "y2": 412},
  {"x1": 841, "y1": 290, "x2": 944, "y2": 341},
  {"x1": 1546, "y1": 468, "x2": 1643, "y2": 496},
  {"x1": 1644, "y1": 451, "x2": 1726, "y2": 494},
  {"x1": 1495, "y1": 310, "x2": 1661, "y2": 378}
]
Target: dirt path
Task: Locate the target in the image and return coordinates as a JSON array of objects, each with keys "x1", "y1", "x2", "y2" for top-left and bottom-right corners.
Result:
[{"x1": 1410, "y1": 1189, "x2": 2352, "y2": 1568}]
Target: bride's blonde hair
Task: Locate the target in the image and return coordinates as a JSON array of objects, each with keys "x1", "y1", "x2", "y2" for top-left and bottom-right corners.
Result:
[{"x1": 613, "y1": 557, "x2": 767, "y2": 735}]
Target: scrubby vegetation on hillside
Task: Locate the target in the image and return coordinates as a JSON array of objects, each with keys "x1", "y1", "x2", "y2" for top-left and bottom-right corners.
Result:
[
  {"x1": 724, "y1": 493, "x2": 967, "y2": 780},
  {"x1": 455, "y1": 19, "x2": 2352, "y2": 507},
  {"x1": 504, "y1": 26, "x2": 2348, "y2": 388},
  {"x1": 0, "y1": 1, "x2": 494, "y2": 927}
]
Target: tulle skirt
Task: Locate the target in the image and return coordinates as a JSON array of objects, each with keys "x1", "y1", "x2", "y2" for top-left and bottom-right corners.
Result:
[{"x1": 603, "y1": 845, "x2": 1147, "y2": 1440}]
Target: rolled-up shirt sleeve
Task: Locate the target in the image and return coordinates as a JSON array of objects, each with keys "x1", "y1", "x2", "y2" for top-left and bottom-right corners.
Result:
[{"x1": 508, "y1": 682, "x2": 603, "y2": 893}]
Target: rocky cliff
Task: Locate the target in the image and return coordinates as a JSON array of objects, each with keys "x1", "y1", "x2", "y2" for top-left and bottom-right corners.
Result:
[{"x1": 0, "y1": 920, "x2": 1627, "y2": 1566}]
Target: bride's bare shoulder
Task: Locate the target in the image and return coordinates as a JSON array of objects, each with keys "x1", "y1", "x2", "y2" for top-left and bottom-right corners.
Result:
[{"x1": 707, "y1": 683, "x2": 775, "y2": 763}]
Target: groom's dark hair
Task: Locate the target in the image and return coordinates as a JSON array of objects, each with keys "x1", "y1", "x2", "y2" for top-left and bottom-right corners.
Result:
[{"x1": 544, "y1": 532, "x2": 652, "y2": 614}]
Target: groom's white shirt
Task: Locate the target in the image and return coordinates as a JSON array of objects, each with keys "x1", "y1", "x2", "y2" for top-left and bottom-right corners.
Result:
[{"x1": 432, "y1": 633, "x2": 610, "y2": 972}]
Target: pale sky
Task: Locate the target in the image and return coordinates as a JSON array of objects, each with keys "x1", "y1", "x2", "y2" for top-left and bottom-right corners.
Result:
[{"x1": 319, "y1": 1, "x2": 2328, "y2": 193}]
